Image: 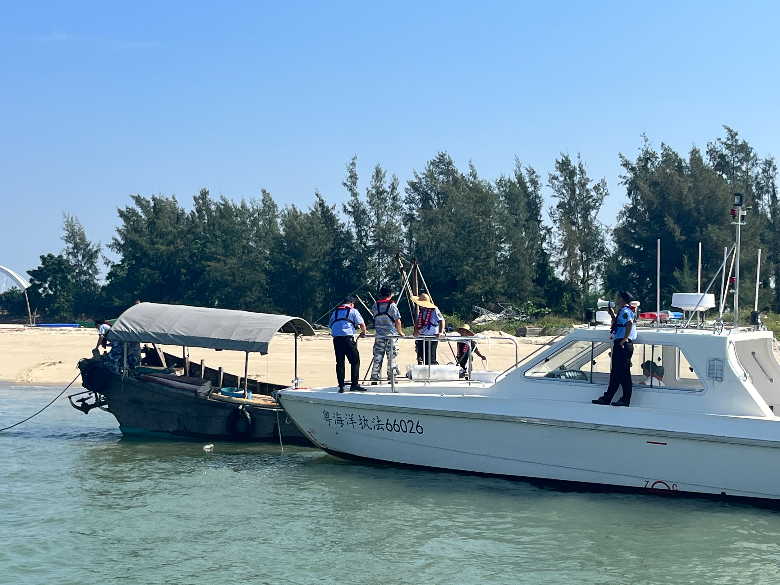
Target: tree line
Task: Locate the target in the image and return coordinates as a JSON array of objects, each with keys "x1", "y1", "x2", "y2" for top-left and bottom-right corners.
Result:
[{"x1": 1, "y1": 126, "x2": 777, "y2": 325}]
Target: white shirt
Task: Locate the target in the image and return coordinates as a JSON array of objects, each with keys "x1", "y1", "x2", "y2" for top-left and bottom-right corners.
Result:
[
  {"x1": 416, "y1": 308, "x2": 442, "y2": 336},
  {"x1": 642, "y1": 376, "x2": 665, "y2": 387}
]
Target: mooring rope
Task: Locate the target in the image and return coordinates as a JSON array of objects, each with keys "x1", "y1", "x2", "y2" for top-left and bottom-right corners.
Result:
[{"x1": 0, "y1": 373, "x2": 81, "y2": 432}]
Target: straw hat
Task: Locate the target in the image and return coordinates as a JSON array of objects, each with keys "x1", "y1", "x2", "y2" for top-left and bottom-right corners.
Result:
[
  {"x1": 456, "y1": 324, "x2": 473, "y2": 337},
  {"x1": 411, "y1": 293, "x2": 437, "y2": 309}
]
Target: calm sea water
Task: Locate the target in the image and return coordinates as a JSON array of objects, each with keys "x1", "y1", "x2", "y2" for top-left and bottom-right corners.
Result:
[{"x1": 2, "y1": 385, "x2": 780, "y2": 584}]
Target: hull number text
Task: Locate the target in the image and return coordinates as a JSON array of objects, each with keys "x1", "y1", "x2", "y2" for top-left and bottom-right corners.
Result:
[{"x1": 322, "y1": 410, "x2": 423, "y2": 434}]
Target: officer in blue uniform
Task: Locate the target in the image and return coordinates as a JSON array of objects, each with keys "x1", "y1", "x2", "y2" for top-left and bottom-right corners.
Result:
[
  {"x1": 329, "y1": 296, "x2": 367, "y2": 392},
  {"x1": 593, "y1": 291, "x2": 637, "y2": 407}
]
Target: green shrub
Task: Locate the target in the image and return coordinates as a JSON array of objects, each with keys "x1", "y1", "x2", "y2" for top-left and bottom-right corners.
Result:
[{"x1": 761, "y1": 312, "x2": 780, "y2": 338}]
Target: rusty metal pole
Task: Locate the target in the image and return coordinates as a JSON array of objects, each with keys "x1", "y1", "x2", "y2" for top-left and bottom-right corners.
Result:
[{"x1": 243, "y1": 352, "x2": 249, "y2": 398}]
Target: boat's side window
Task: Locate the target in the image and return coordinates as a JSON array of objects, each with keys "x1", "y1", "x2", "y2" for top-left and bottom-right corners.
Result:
[
  {"x1": 631, "y1": 343, "x2": 703, "y2": 391},
  {"x1": 590, "y1": 344, "x2": 613, "y2": 382},
  {"x1": 676, "y1": 350, "x2": 703, "y2": 388}
]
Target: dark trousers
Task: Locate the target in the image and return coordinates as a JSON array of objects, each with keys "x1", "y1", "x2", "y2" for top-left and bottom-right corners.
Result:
[
  {"x1": 416, "y1": 339, "x2": 438, "y2": 365},
  {"x1": 333, "y1": 336, "x2": 360, "y2": 388},
  {"x1": 603, "y1": 341, "x2": 634, "y2": 403}
]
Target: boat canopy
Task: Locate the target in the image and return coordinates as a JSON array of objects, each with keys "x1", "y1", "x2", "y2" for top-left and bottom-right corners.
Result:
[{"x1": 106, "y1": 302, "x2": 315, "y2": 354}]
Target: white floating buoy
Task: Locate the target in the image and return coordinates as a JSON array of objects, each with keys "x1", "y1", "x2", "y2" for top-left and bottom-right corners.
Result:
[{"x1": 203, "y1": 444, "x2": 214, "y2": 452}]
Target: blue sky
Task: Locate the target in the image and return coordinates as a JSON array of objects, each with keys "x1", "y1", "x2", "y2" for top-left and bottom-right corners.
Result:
[{"x1": 1, "y1": 1, "x2": 778, "y2": 284}]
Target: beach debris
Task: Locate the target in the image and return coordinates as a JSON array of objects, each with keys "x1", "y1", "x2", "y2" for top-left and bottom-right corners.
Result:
[
  {"x1": 203, "y1": 444, "x2": 214, "y2": 452},
  {"x1": 472, "y1": 304, "x2": 523, "y2": 324}
]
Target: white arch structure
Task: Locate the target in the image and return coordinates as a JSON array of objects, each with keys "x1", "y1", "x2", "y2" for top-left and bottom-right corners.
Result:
[
  {"x1": 0, "y1": 265, "x2": 30, "y2": 290},
  {"x1": 0, "y1": 265, "x2": 33, "y2": 325}
]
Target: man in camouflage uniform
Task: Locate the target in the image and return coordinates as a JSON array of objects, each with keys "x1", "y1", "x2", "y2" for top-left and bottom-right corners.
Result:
[{"x1": 370, "y1": 285, "x2": 405, "y2": 384}]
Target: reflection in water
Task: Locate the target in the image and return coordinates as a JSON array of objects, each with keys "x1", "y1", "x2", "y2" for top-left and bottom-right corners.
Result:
[{"x1": 3, "y1": 386, "x2": 780, "y2": 584}]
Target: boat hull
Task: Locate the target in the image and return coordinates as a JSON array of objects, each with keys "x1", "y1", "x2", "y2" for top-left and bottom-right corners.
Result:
[
  {"x1": 279, "y1": 392, "x2": 780, "y2": 501},
  {"x1": 80, "y1": 362, "x2": 311, "y2": 445}
]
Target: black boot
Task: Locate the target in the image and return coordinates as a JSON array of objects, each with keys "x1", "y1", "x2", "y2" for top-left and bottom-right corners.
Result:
[{"x1": 592, "y1": 396, "x2": 610, "y2": 405}]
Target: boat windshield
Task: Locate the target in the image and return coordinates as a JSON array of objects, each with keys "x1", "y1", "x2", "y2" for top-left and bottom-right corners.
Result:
[{"x1": 524, "y1": 340, "x2": 611, "y2": 382}]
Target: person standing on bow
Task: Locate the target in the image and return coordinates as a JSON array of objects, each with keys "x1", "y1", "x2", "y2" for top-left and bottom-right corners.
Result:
[
  {"x1": 412, "y1": 293, "x2": 444, "y2": 365},
  {"x1": 329, "y1": 296, "x2": 367, "y2": 393},
  {"x1": 593, "y1": 291, "x2": 637, "y2": 407},
  {"x1": 370, "y1": 285, "x2": 405, "y2": 384},
  {"x1": 455, "y1": 323, "x2": 486, "y2": 375}
]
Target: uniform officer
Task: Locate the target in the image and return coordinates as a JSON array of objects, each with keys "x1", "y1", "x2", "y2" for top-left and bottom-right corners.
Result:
[
  {"x1": 592, "y1": 291, "x2": 637, "y2": 407},
  {"x1": 329, "y1": 296, "x2": 367, "y2": 392}
]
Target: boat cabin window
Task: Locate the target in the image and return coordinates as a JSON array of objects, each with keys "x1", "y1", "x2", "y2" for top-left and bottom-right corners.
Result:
[
  {"x1": 631, "y1": 343, "x2": 704, "y2": 391},
  {"x1": 525, "y1": 340, "x2": 704, "y2": 390}
]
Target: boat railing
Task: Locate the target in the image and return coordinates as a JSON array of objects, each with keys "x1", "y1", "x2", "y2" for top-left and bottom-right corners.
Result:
[{"x1": 362, "y1": 333, "x2": 520, "y2": 393}]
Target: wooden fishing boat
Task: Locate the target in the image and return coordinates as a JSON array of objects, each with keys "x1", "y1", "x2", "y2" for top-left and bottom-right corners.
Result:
[{"x1": 72, "y1": 303, "x2": 314, "y2": 445}]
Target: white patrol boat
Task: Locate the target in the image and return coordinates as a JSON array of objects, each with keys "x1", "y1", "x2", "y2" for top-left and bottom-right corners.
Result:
[{"x1": 278, "y1": 325, "x2": 780, "y2": 502}]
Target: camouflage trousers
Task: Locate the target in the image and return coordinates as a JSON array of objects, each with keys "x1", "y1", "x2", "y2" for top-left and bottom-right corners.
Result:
[{"x1": 370, "y1": 337, "x2": 400, "y2": 381}]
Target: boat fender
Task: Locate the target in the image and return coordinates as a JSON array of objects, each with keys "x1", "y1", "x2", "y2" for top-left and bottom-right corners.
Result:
[
  {"x1": 85, "y1": 362, "x2": 112, "y2": 393},
  {"x1": 226, "y1": 406, "x2": 254, "y2": 440}
]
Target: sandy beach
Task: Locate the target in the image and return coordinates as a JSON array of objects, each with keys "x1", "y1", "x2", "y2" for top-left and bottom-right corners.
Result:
[{"x1": 0, "y1": 326, "x2": 552, "y2": 388}]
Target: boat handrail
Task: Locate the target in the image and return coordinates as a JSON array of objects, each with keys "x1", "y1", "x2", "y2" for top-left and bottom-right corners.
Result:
[
  {"x1": 367, "y1": 333, "x2": 518, "y2": 365},
  {"x1": 729, "y1": 340, "x2": 750, "y2": 382},
  {"x1": 363, "y1": 333, "x2": 520, "y2": 392}
]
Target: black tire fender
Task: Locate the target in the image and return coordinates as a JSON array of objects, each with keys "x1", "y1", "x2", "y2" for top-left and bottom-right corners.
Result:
[
  {"x1": 226, "y1": 407, "x2": 254, "y2": 440},
  {"x1": 85, "y1": 363, "x2": 112, "y2": 393}
]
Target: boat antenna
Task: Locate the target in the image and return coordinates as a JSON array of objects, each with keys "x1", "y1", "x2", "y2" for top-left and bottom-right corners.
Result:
[
  {"x1": 720, "y1": 246, "x2": 736, "y2": 318},
  {"x1": 656, "y1": 239, "x2": 661, "y2": 328},
  {"x1": 732, "y1": 193, "x2": 747, "y2": 327},
  {"x1": 719, "y1": 246, "x2": 728, "y2": 318},
  {"x1": 683, "y1": 243, "x2": 736, "y2": 329},
  {"x1": 754, "y1": 248, "x2": 762, "y2": 329}
]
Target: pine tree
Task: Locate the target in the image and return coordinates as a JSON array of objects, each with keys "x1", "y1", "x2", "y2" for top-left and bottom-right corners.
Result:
[
  {"x1": 27, "y1": 254, "x2": 76, "y2": 320},
  {"x1": 496, "y1": 159, "x2": 549, "y2": 303},
  {"x1": 548, "y1": 154, "x2": 608, "y2": 307},
  {"x1": 61, "y1": 213, "x2": 101, "y2": 317},
  {"x1": 365, "y1": 164, "x2": 403, "y2": 291}
]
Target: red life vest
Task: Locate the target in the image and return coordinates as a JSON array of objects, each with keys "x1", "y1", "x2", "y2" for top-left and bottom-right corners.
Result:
[
  {"x1": 457, "y1": 340, "x2": 475, "y2": 358},
  {"x1": 416, "y1": 308, "x2": 435, "y2": 330},
  {"x1": 374, "y1": 299, "x2": 394, "y2": 318}
]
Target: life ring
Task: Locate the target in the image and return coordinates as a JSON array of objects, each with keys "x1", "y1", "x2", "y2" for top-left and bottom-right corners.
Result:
[
  {"x1": 85, "y1": 363, "x2": 112, "y2": 393},
  {"x1": 226, "y1": 407, "x2": 254, "y2": 440}
]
